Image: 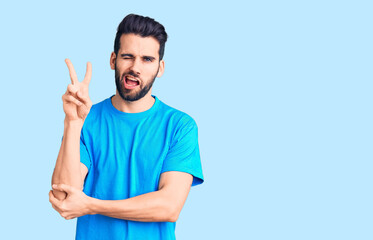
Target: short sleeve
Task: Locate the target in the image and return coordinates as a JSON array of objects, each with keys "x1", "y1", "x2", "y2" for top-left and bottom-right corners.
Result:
[
  {"x1": 60, "y1": 133, "x2": 91, "y2": 172},
  {"x1": 79, "y1": 135, "x2": 91, "y2": 171},
  {"x1": 161, "y1": 118, "x2": 204, "y2": 187}
]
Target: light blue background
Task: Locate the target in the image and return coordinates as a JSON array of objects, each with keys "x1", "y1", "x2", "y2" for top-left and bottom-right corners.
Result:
[{"x1": 0, "y1": 0, "x2": 372, "y2": 239}]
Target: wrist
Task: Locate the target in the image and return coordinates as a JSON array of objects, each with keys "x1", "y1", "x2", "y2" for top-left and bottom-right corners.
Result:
[
  {"x1": 87, "y1": 196, "x2": 99, "y2": 215},
  {"x1": 64, "y1": 118, "x2": 84, "y2": 129}
]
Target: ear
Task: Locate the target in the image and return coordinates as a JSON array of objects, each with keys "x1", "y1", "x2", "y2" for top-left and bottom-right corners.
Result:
[
  {"x1": 110, "y1": 52, "x2": 116, "y2": 70},
  {"x1": 157, "y1": 60, "x2": 165, "y2": 78}
]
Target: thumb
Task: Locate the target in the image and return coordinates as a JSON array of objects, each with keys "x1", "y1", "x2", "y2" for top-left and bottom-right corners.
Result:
[{"x1": 52, "y1": 183, "x2": 73, "y2": 194}]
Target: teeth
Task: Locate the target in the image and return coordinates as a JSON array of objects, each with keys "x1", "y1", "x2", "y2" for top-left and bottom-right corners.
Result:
[{"x1": 126, "y1": 76, "x2": 138, "y2": 81}]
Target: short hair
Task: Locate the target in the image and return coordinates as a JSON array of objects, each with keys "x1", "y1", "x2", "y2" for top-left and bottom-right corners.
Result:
[{"x1": 114, "y1": 14, "x2": 168, "y2": 60}]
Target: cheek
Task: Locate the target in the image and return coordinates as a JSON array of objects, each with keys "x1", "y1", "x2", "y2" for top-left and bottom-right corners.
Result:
[
  {"x1": 144, "y1": 64, "x2": 159, "y2": 75},
  {"x1": 116, "y1": 64, "x2": 129, "y2": 75}
]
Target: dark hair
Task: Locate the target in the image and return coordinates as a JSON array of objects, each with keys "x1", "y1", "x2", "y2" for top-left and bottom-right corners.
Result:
[{"x1": 114, "y1": 14, "x2": 168, "y2": 60}]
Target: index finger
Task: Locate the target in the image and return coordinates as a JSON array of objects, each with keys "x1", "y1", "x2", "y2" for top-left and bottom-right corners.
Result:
[
  {"x1": 65, "y1": 58, "x2": 78, "y2": 85},
  {"x1": 82, "y1": 61, "x2": 92, "y2": 85}
]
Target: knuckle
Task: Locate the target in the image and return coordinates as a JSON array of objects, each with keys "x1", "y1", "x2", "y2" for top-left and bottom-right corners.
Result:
[
  {"x1": 67, "y1": 84, "x2": 76, "y2": 93},
  {"x1": 67, "y1": 95, "x2": 77, "y2": 102}
]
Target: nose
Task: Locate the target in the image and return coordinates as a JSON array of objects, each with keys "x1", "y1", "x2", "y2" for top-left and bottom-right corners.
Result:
[{"x1": 129, "y1": 57, "x2": 141, "y2": 76}]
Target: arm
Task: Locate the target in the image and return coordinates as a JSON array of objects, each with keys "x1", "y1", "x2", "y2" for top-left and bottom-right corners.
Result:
[
  {"x1": 49, "y1": 171, "x2": 193, "y2": 222},
  {"x1": 90, "y1": 171, "x2": 193, "y2": 222},
  {"x1": 51, "y1": 120, "x2": 85, "y2": 200},
  {"x1": 51, "y1": 59, "x2": 92, "y2": 201}
]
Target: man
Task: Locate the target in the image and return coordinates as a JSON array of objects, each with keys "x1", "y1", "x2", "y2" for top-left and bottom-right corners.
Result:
[{"x1": 49, "y1": 14, "x2": 204, "y2": 240}]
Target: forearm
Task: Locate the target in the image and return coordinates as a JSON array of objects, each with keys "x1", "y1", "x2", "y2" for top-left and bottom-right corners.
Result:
[
  {"x1": 89, "y1": 190, "x2": 176, "y2": 222},
  {"x1": 52, "y1": 119, "x2": 84, "y2": 200}
]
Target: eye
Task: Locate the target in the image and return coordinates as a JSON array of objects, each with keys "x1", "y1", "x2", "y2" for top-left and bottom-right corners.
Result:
[{"x1": 144, "y1": 57, "x2": 153, "y2": 62}]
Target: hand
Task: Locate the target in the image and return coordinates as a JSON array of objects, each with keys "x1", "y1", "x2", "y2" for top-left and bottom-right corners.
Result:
[
  {"x1": 62, "y1": 59, "x2": 93, "y2": 124},
  {"x1": 49, "y1": 184, "x2": 93, "y2": 220}
]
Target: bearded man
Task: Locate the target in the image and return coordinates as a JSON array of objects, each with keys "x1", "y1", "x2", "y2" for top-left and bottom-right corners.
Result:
[{"x1": 49, "y1": 13, "x2": 204, "y2": 240}]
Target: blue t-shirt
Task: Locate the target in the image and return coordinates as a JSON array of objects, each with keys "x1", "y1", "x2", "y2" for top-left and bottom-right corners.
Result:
[{"x1": 75, "y1": 94, "x2": 204, "y2": 240}]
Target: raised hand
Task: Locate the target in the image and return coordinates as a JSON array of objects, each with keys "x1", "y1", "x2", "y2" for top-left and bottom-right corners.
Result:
[{"x1": 62, "y1": 59, "x2": 93, "y2": 124}]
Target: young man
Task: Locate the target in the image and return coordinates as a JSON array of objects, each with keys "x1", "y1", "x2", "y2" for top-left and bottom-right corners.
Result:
[{"x1": 49, "y1": 14, "x2": 204, "y2": 239}]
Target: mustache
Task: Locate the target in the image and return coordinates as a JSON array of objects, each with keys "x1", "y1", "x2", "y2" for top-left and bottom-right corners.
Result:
[{"x1": 122, "y1": 71, "x2": 139, "y2": 80}]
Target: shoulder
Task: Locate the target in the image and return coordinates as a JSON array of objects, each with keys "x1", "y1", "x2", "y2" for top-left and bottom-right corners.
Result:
[
  {"x1": 156, "y1": 98, "x2": 198, "y2": 130},
  {"x1": 81, "y1": 97, "x2": 108, "y2": 129},
  {"x1": 156, "y1": 99, "x2": 200, "y2": 149}
]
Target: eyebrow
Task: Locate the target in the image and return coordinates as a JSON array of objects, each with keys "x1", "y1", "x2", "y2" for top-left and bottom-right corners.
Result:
[{"x1": 120, "y1": 53, "x2": 156, "y2": 61}]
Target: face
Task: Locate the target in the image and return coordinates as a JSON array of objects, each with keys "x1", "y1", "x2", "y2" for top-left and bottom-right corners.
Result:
[{"x1": 111, "y1": 33, "x2": 165, "y2": 102}]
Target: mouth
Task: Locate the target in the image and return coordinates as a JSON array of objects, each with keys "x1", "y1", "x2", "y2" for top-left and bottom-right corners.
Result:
[{"x1": 123, "y1": 75, "x2": 140, "y2": 89}]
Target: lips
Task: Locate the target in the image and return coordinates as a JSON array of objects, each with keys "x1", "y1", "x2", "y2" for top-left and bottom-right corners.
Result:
[{"x1": 123, "y1": 75, "x2": 140, "y2": 89}]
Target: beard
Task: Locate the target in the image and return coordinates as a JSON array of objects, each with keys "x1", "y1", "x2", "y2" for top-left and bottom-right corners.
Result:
[{"x1": 114, "y1": 63, "x2": 159, "y2": 102}]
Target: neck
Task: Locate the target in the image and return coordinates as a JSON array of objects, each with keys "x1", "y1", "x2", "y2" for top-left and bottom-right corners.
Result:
[{"x1": 111, "y1": 90, "x2": 155, "y2": 113}]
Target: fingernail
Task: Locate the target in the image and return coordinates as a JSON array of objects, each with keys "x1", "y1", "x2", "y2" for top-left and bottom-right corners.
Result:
[{"x1": 52, "y1": 184, "x2": 57, "y2": 188}]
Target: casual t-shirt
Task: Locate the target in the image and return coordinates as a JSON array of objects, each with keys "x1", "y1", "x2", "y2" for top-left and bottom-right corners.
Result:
[{"x1": 75, "y1": 94, "x2": 204, "y2": 240}]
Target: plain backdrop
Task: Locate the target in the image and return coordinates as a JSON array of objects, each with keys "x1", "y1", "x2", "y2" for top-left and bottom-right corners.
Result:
[{"x1": 0, "y1": 1, "x2": 372, "y2": 239}]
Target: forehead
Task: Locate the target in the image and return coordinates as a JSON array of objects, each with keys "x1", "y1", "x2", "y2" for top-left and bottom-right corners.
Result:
[{"x1": 118, "y1": 33, "x2": 160, "y2": 57}]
